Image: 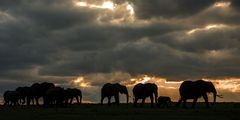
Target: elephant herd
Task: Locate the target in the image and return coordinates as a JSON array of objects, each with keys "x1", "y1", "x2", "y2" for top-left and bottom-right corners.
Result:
[
  {"x1": 101, "y1": 80, "x2": 221, "y2": 108},
  {"x1": 3, "y1": 82, "x2": 82, "y2": 106},
  {"x1": 3, "y1": 79, "x2": 221, "y2": 108}
]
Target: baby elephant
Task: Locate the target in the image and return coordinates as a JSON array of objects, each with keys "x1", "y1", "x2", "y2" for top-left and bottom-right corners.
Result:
[{"x1": 157, "y1": 96, "x2": 172, "y2": 108}]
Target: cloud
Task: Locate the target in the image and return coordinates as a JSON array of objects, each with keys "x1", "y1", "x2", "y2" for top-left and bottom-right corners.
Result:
[
  {"x1": 132, "y1": 0, "x2": 216, "y2": 19},
  {"x1": 231, "y1": 0, "x2": 240, "y2": 8},
  {"x1": 0, "y1": 0, "x2": 240, "y2": 102}
]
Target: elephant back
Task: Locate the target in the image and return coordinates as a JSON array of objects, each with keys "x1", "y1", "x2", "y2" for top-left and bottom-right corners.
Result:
[
  {"x1": 40, "y1": 82, "x2": 55, "y2": 93},
  {"x1": 46, "y1": 87, "x2": 64, "y2": 97},
  {"x1": 16, "y1": 86, "x2": 32, "y2": 97},
  {"x1": 102, "y1": 83, "x2": 118, "y2": 95},
  {"x1": 65, "y1": 88, "x2": 82, "y2": 97},
  {"x1": 179, "y1": 80, "x2": 208, "y2": 97},
  {"x1": 31, "y1": 82, "x2": 55, "y2": 97}
]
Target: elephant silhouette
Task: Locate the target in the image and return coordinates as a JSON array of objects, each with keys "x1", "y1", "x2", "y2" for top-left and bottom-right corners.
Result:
[
  {"x1": 30, "y1": 82, "x2": 55, "y2": 105},
  {"x1": 101, "y1": 83, "x2": 128, "y2": 105},
  {"x1": 64, "y1": 88, "x2": 82, "y2": 104},
  {"x1": 157, "y1": 96, "x2": 172, "y2": 108},
  {"x1": 44, "y1": 87, "x2": 65, "y2": 107},
  {"x1": 176, "y1": 80, "x2": 219, "y2": 108},
  {"x1": 16, "y1": 86, "x2": 34, "y2": 105},
  {"x1": 133, "y1": 83, "x2": 158, "y2": 107},
  {"x1": 3, "y1": 90, "x2": 21, "y2": 106}
]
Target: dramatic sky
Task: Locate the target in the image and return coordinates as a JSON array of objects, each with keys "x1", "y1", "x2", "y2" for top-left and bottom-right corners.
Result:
[{"x1": 0, "y1": 0, "x2": 240, "y2": 103}]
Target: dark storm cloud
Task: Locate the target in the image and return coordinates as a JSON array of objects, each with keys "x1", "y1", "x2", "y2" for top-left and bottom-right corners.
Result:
[
  {"x1": 231, "y1": 0, "x2": 240, "y2": 8},
  {"x1": 132, "y1": 0, "x2": 217, "y2": 19},
  {"x1": 0, "y1": 0, "x2": 240, "y2": 87},
  {"x1": 0, "y1": 0, "x2": 98, "y2": 30}
]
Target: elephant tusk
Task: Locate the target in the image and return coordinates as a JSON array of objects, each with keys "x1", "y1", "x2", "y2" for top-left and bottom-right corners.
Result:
[{"x1": 216, "y1": 94, "x2": 223, "y2": 98}]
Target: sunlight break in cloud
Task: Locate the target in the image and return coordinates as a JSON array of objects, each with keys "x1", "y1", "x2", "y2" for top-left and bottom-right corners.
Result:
[
  {"x1": 213, "y1": 1, "x2": 231, "y2": 8},
  {"x1": 0, "y1": 11, "x2": 16, "y2": 23},
  {"x1": 75, "y1": 1, "x2": 115, "y2": 10},
  {"x1": 187, "y1": 24, "x2": 228, "y2": 35},
  {"x1": 74, "y1": 0, "x2": 139, "y2": 25},
  {"x1": 71, "y1": 76, "x2": 91, "y2": 88}
]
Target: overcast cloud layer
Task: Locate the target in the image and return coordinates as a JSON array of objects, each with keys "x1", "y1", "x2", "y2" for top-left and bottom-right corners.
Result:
[{"x1": 0, "y1": 0, "x2": 240, "y2": 102}]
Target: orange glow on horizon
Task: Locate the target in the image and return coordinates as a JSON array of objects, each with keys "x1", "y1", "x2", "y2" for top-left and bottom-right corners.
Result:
[
  {"x1": 203, "y1": 78, "x2": 240, "y2": 93},
  {"x1": 125, "y1": 75, "x2": 240, "y2": 94}
]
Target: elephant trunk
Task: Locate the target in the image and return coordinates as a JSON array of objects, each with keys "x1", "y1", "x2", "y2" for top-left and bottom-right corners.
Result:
[
  {"x1": 212, "y1": 91, "x2": 217, "y2": 106},
  {"x1": 154, "y1": 91, "x2": 158, "y2": 105},
  {"x1": 126, "y1": 93, "x2": 129, "y2": 104},
  {"x1": 211, "y1": 85, "x2": 217, "y2": 105}
]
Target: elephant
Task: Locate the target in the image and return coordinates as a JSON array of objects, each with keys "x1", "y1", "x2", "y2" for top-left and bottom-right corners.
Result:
[
  {"x1": 176, "y1": 80, "x2": 218, "y2": 108},
  {"x1": 101, "y1": 83, "x2": 128, "y2": 105},
  {"x1": 16, "y1": 86, "x2": 34, "y2": 105},
  {"x1": 133, "y1": 83, "x2": 158, "y2": 107},
  {"x1": 44, "y1": 87, "x2": 65, "y2": 107},
  {"x1": 64, "y1": 88, "x2": 82, "y2": 104},
  {"x1": 157, "y1": 96, "x2": 172, "y2": 108},
  {"x1": 3, "y1": 90, "x2": 21, "y2": 106},
  {"x1": 30, "y1": 82, "x2": 55, "y2": 105}
]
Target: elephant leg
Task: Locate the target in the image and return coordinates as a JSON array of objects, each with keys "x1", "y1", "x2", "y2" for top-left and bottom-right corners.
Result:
[
  {"x1": 17, "y1": 100, "x2": 20, "y2": 106},
  {"x1": 14, "y1": 100, "x2": 17, "y2": 106},
  {"x1": 65, "y1": 98, "x2": 68, "y2": 105},
  {"x1": 133, "y1": 98, "x2": 138, "y2": 107},
  {"x1": 27, "y1": 97, "x2": 30, "y2": 105},
  {"x1": 176, "y1": 98, "x2": 182, "y2": 107},
  {"x1": 35, "y1": 98, "x2": 39, "y2": 105},
  {"x1": 22, "y1": 97, "x2": 26, "y2": 104},
  {"x1": 165, "y1": 102, "x2": 169, "y2": 108},
  {"x1": 192, "y1": 98, "x2": 198, "y2": 108},
  {"x1": 182, "y1": 99, "x2": 187, "y2": 108},
  {"x1": 203, "y1": 94, "x2": 209, "y2": 108},
  {"x1": 32, "y1": 97, "x2": 35, "y2": 105},
  {"x1": 150, "y1": 95, "x2": 154, "y2": 107},
  {"x1": 19, "y1": 99, "x2": 21, "y2": 105},
  {"x1": 70, "y1": 97, "x2": 73, "y2": 104},
  {"x1": 141, "y1": 98, "x2": 146, "y2": 107},
  {"x1": 80, "y1": 96, "x2": 82, "y2": 104},
  {"x1": 108, "y1": 96, "x2": 111, "y2": 106},
  {"x1": 114, "y1": 94, "x2": 119, "y2": 105},
  {"x1": 101, "y1": 96, "x2": 104, "y2": 105},
  {"x1": 76, "y1": 96, "x2": 80, "y2": 104}
]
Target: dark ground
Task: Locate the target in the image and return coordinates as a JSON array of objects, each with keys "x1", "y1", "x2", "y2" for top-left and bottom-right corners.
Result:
[{"x1": 0, "y1": 103, "x2": 240, "y2": 120}]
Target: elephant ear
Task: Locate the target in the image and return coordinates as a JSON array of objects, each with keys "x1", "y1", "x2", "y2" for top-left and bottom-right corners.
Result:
[
  {"x1": 113, "y1": 83, "x2": 126, "y2": 94},
  {"x1": 114, "y1": 83, "x2": 122, "y2": 91}
]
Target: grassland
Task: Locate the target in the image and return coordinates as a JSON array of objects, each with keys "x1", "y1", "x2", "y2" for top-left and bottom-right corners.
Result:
[{"x1": 0, "y1": 103, "x2": 240, "y2": 120}]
